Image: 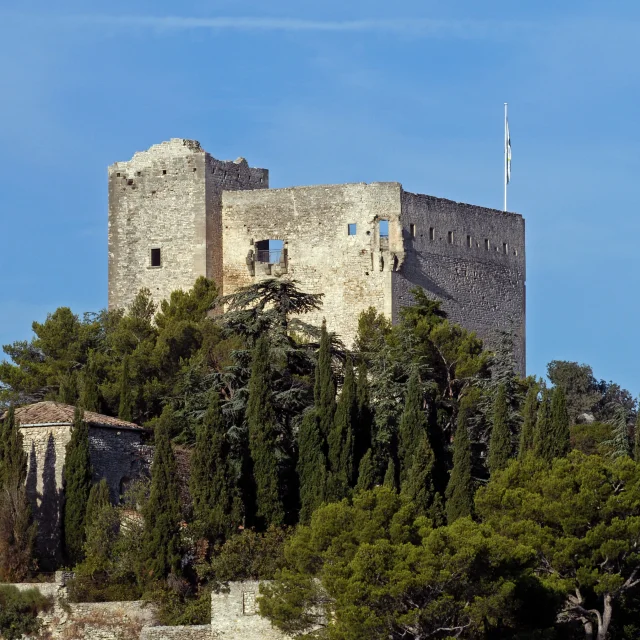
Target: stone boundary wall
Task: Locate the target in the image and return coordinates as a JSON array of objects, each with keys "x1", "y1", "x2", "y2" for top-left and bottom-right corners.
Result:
[{"x1": 140, "y1": 626, "x2": 212, "y2": 639}]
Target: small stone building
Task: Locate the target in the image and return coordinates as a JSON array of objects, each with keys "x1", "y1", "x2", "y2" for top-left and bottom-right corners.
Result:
[{"x1": 15, "y1": 402, "x2": 151, "y2": 567}]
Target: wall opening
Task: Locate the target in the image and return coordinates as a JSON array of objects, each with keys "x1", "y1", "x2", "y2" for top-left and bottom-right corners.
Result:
[
  {"x1": 484, "y1": 238, "x2": 490, "y2": 251},
  {"x1": 379, "y1": 220, "x2": 389, "y2": 238},
  {"x1": 467, "y1": 235, "x2": 472, "y2": 248},
  {"x1": 348, "y1": 223, "x2": 357, "y2": 236},
  {"x1": 410, "y1": 223, "x2": 416, "y2": 238},
  {"x1": 429, "y1": 227, "x2": 435, "y2": 241},
  {"x1": 447, "y1": 231, "x2": 454, "y2": 244},
  {"x1": 503, "y1": 242, "x2": 508, "y2": 254},
  {"x1": 150, "y1": 248, "x2": 161, "y2": 267},
  {"x1": 255, "y1": 239, "x2": 284, "y2": 264}
]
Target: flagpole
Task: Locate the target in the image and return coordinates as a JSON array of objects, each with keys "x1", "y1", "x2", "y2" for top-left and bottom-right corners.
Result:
[{"x1": 504, "y1": 102, "x2": 508, "y2": 212}]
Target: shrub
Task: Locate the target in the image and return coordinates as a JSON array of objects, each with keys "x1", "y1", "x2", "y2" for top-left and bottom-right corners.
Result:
[{"x1": 0, "y1": 585, "x2": 52, "y2": 640}]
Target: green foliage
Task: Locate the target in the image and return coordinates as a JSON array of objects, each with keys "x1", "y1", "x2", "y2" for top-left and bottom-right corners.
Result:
[
  {"x1": 81, "y1": 351, "x2": 101, "y2": 412},
  {"x1": 190, "y1": 391, "x2": 240, "y2": 541},
  {"x1": 533, "y1": 389, "x2": 554, "y2": 463},
  {"x1": 355, "y1": 449, "x2": 376, "y2": 492},
  {"x1": 79, "y1": 487, "x2": 119, "y2": 578},
  {"x1": 476, "y1": 452, "x2": 640, "y2": 639},
  {"x1": 63, "y1": 406, "x2": 93, "y2": 566},
  {"x1": 488, "y1": 384, "x2": 513, "y2": 474},
  {"x1": 141, "y1": 406, "x2": 182, "y2": 582},
  {"x1": 117, "y1": 354, "x2": 133, "y2": 422},
  {"x1": 1, "y1": 407, "x2": 28, "y2": 489},
  {"x1": 382, "y1": 458, "x2": 397, "y2": 490},
  {"x1": 397, "y1": 371, "x2": 429, "y2": 483},
  {"x1": 260, "y1": 487, "x2": 558, "y2": 639},
  {"x1": 519, "y1": 383, "x2": 538, "y2": 458},
  {"x1": 354, "y1": 361, "x2": 373, "y2": 471},
  {"x1": 550, "y1": 386, "x2": 570, "y2": 459},
  {"x1": 445, "y1": 394, "x2": 475, "y2": 523},
  {"x1": 297, "y1": 410, "x2": 327, "y2": 524},
  {"x1": 547, "y1": 360, "x2": 601, "y2": 423},
  {"x1": 0, "y1": 585, "x2": 52, "y2": 640},
  {"x1": 247, "y1": 336, "x2": 285, "y2": 529},
  {"x1": 327, "y1": 357, "x2": 356, "y2": 500},
  {"x1": 314, "y1": 321, "x2": 336, "y2": 441},
  {"x1": 605, "y1": 403, "x2": 632, "y2": 458},
  {"x1": 635, "y1": 409, "x2": 640, "y2": 462},
  {"x1": 85, "y1": 478, "x2": 111, "y2": 531},
  {"x1": 570, "y1": 422, "x2": 614, "y2": 456}
]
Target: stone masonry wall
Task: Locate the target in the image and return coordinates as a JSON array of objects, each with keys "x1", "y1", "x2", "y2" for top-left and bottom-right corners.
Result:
[
  {"x1": 21, "y1": 425, "x2": 149, "y2": 567},
  {"x1": 221, "y1": 183, "x2": 404, "y2": 345},
  {"x1": 140, "y1": 626, "x2": 212, "y2": 640},
  {"x1": 108, "y1": 139, "x2": 268, "y2": 311},
  {"x1": 395, "y1": 191, "x2": 526, "y2": 373}
]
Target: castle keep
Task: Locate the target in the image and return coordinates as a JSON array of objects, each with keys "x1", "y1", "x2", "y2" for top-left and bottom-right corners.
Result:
[{"x1": 109, "y1": 139, "x2": 526, "y2": 372}]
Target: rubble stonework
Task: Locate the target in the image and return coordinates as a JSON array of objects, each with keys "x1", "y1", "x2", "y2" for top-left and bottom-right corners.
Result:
[{"x1": 108, "y1": 139, "x2": 526, "y2": 373}]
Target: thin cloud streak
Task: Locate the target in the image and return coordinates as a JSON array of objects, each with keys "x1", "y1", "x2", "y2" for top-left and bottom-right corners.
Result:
[{"x1": 55, "y1": 14, "x2": 537, "y2": 40}]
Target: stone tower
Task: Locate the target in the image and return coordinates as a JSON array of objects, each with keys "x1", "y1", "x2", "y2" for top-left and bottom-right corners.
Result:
[{"x1": 108, "y1": 138, "x2": 268, "y2": 309}]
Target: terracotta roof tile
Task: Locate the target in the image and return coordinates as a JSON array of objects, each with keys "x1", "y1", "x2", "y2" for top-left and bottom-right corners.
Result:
[{"x1": 13, "y1": 402, "x2": 144, "y2": 430}]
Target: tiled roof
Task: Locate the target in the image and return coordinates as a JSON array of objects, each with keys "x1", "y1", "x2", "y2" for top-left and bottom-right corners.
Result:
[{"x1": 13, "y1": 402, "x2": 144, "y2": 430}]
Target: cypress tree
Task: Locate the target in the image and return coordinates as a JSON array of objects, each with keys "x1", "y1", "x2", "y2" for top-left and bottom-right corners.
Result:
[
  {"x1": 550, "y1": 386, "x2": 570, "y2": 459},
  {"x1": 314, "y1": 321, "x2": 336, "y2": 441},
  {"x1": 58, "y1": 370, "x2": 78, "y2": 405},
  {"x1": 297, "y1": 410, "x2": 327, "y2": 523},
  {"x1": 533, "y1": 389, "x2": 554, "y2": 463},
  {"x1": 445, "y1": 397, "x2": 474, "y2": 523},
  {"x1": 488, "y1": 385, "x2": 513, "y2": 474},
  {"x1": 355, "y1": 449, "x2": 376, "y2": 492},
  {"x1": 401, "y1": 432, "x2": 436, "y2": 517},
  {"x1": 247, "y1": 336, "x2": 284, "y2": 529},
  {"x1": 0, "y1": 407, "x2": 11, "y2": 481},
  {"x1": 142, "y1": 406, "x2": 182, "y2": 581},
  {"x1": 1, "y1": 407, "x2": 27, "y2": 489},
  {"x1": 398, "y1": 371, "x2": 428, "y2": 483},
  {"x1": 118, "y1": 355, "x2": 133, "y2": 422},
  {"x1": 85, "y1": 479, "x2": 110, "y2": 532},
  {"x1": 518, "y1": 385, "x2": 538, "y2": 459},
  {"x1": 327, "y1": 358, "x2": 357, "y2": 499},
  {"x1": 190, "y1": 391, "x2": 237, "y2": 541},
  {"x1": 354, "y1": 361, "x2": 373, "y2": 472},
  {"x1": 81, "y1": 351, "x2": 100, "y2": 413},
  {"x1": 63, "y1": 406, "x2": 93, "y2": 566},
  {"x1": 383, "y1": 459, "x2": 397, "y2": 491},
  {"x1": 635, "y1": 409, "x2": 640, "y2": 462}
]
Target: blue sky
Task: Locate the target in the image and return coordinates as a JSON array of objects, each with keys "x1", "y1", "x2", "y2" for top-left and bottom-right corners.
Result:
[{"x1": 1, "y1": 1, "x2": 639, "y2": 392}]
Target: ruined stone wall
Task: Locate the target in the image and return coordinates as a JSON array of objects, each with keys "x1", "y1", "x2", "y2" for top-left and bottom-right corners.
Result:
[
  {"x1": 20, "y1": 425, "x2": 149, "y2": 567},
  {"x1": 140, "y1": 626, "x2": 212, "y2": 639},
  {"x1": 108, "y1": 139, "x2": 268, "y2": 311},
  {"x1": 394, "y1": 191, "x2": 526, "y2": 373},
  {"x1": 221, "y1": 183, "x2": 404, "y2": 344}
]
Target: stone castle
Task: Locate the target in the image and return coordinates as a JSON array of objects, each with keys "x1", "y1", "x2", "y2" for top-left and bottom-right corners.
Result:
[{"x1": 108, "y1": 138, "x2": 526, "y2": 371}]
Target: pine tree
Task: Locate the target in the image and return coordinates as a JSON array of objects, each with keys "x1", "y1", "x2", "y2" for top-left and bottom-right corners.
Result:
[
  {"x1": 398, "y1": 371, "x2": 428, "y2": 483},
  {"x1": 85, "y1": 479, "x2": 110, "y2": 532},
  {"x1": 401, "y1": 432, "x2": 436, "y2": 517},
  {"x1": 297, "y1": 410, "x2": 327, "y2": 523},
  {"x1": 314, "y1": 321, "x2": 336, "y2": 441},
  {"x1": 533, "y1": 389, "x2": 554, "y2": 463},
  {"x1": 383, "y1": 459, "x2": 397, "y2": 491},
  {"x1": 247, "y1": 336, "x2": 285, "y2": 529},
  {"x1": 488, "y1": 385, "x2": 513, "y2": 474},
  {"x1": 190, "y1": 391, "x2": 238, "y2": 541},
  {"x1": 63, "y1": 406, "x2": 93, "y2": 566},
  {"x1": 81, "y1": 351, "x2": 100, "y2": 413},
  {"x1": 605, "y1": 404, "x2": 631, "y2": 459},
  {"x1": 354, "y1": 361, "x2": 373, "y2": 472},
  {"x1": 355, "y1": 449, "x2": 376, "y2": 492},
  {"x1": 118, "y1": 355, "x2": 134, "y2": 422},
  {"x1": 327, "y1": 358, "x2": 357, "y2": 499},
  {"x1": 518, "y1": 384, "x2": 538, "y2": 459},
  {"x1": 550, "y1": 386, "x2": 570, "y2": 459},
  {"x1": 142, "y1": 406, "x2": 182, "y2": 581},
  {"x1": 445, "y1": 397, "x2": 474, "y2": 523}
]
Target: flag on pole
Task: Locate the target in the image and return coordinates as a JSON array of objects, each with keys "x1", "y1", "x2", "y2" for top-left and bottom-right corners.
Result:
[{"x1": 506, "y1": 118, "x2": 512, "y2": 184}]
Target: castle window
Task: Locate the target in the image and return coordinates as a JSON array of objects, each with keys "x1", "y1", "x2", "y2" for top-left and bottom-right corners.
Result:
[
  {"x1": 348, "y1": 223, "x2": 357, "y2": 236},
  {"x1": 447, "y1": 231, "x2": 454, "y2": 244},
  {"x1": 379, "y1": 220, "x2": 389, "y2": 238},
  {"x1": 256, "y1": 239, "x2": 284, "y2": 264},
  {"x1": 503, "y1": 242, "x2": 508, "y2": 254},
  {"x1": 410, "y1": 224, "x2": 416, "y2": 238},
  {"x1": 484, "y1": 238, "x2": 490, "y2": 250},
  {"x1": 429, "y1": 227, "x2": 435, "y2": 241},
  {"x1": 467, "y1": 235, "x2": 472, "y2": 248},
  {"x1": 162, "y1": 169, "x2": 167, "y2": 175},
  {"x1": 150, "y1": 248, "x2": 162, "y2": 267},
  {"x1": 116, "y1": 172, "x2": 121, "y2": 177}
]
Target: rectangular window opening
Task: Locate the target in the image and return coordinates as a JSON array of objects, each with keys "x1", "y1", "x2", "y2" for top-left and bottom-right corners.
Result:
[
  {"x1": 429, "y1": 227, "x2": 435, "y2": 241},
  {"x1": 348, "y1": 223, "x2": 357, "y2": 236},
  {"x1": 410, "y1": 223, "x2": 416, "y2": 238},
  {"x1": 503, "y1": 242, "x2": 508, "y2": 254},
  {"x1": 447, "y1": 231, "x2": 454, "y2": 244},
  {"x1": 484, "y1": 238, "x2": 490, "y2": 251},
  {"x1": 467, "y1": 235, "x2": 472, "y2": 248},
  {"x1": 150, "y1": 248, "x2": 162, "y2": 267},
  {"x1": 379, "y1": 220, "x2": 389, "y2": 238},
  {"x1": 162, "y1": 169, "x2": 167, "y2": 175}
]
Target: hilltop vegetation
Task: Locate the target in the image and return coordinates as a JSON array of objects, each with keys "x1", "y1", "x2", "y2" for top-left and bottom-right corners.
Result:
[{"x1": 1, "y1": 277, "x2": 640, "y2": 639}]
